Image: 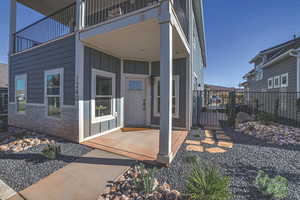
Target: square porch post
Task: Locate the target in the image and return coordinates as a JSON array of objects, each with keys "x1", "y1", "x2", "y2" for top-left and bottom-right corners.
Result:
[
  {"x1": 157, "y1": 1, "x2": 173, "y2": 164},
  {"x1": 9, "y1": 0, "x2": 16, "y2": 55}
]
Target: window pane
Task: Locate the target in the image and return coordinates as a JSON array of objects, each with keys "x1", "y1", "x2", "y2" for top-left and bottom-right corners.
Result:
[
  {"x1": 17, "y1": 96, "x2": 26, "y2": 113},
  {"x1": 157, "y1": 97, "x2": 176, "y2": 114},
  {"x1": 128, "y1": 80, "x2": 143, "y2": 91},
  {"x1": 96, "y1": 76, "x2": 112, "y2": 96},
  {"x1": 48, "y1": 97, "x2": 61, "y2": 117},
  {"x1": 47, "y1": 74, "x2": 60, "y2": 95},
  {"x1": 157, "y1": 80, "x2": 176, "y2": 97},
  {"x1": 95, "y1": 97, "x2": 112, "y2": 117},
  {"x1": 282, "y1": 77, "x2": 287, "y2": 85}
]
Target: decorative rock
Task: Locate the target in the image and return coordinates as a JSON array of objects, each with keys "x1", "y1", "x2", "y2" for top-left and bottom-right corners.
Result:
[{"x1": 166, "y1": 190, "x2": 181, "y2": 200}]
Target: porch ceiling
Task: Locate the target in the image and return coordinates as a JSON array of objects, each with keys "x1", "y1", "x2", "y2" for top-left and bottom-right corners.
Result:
[
  {"x1": 17, "y1": 0, "x2": 75, "y2": 16},
  {"x1": 81, "y1": 19, "x2": 187, "y2": 61}
]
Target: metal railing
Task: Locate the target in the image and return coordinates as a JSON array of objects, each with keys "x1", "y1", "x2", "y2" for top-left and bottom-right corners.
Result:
[
  {"x1": 84, "y1": 0, "x2": 159, "y2": 27},
  {"x1": 173, "y1": 0, "x2": 189, "y2": 40},
  {"x1": 193, "y1": 90, "x2": 300, "y2": 128},
  {"x1": 14, "y1": 3, "x2": 76, "y2": 53}
]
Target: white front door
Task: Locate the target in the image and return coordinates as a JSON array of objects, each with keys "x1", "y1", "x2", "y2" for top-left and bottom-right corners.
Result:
[{"x1": 125, "y1": 77, "x2": 147, "y2": 126}]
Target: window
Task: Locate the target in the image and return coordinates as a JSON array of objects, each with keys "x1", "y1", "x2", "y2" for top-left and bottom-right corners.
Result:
[
  {"x1": 255, "y1": 66, "x2": 263, "y2": 81},
  {"x1": 45, "y1": 69, "x2": 63, "y2": 118},
  {"x1": 92, "y1": 69, "x2": 116, "y2": 122},
  {"x1": 15, "y1": 74, "x2": 27, "y2": 113},
  {"x1": 128, "y1": 80, "x2": 143, "y2": 91},
  {"x1": 274, "y1": 76, "x2": 280, "y2": 88},
  {"x1": 267, "y1": 77, "x2": 273, "y2": 89},
  {"x1": 153, "y1": 76, "x2": 179, "y2": 118},
  {"x1": 281, "y1": 73, "x2": 288, "y2": 88}
]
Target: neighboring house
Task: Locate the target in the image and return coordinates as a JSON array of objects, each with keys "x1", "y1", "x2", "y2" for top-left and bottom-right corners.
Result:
[
  {"x1": 242, "y1": 37, "x2": 300, "y2": 120},
  {"x1": 0, "y1": 64, "x2": 8, "y2": 116},
  {"x1": 8, "y1": 0, "x2": 206, "y2": 163}
]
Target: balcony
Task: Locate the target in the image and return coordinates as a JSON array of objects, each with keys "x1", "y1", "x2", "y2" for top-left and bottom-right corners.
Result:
[{"x1": 13, "y1": 0, "x2": 188, "y2": 53}]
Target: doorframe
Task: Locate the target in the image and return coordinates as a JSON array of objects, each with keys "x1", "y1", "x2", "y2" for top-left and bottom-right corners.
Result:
[{"x1": 122, "y1": 73, "x2": 151, "y2": 126}]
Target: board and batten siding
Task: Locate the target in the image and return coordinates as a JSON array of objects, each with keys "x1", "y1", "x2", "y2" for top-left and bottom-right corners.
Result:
[
  {"x1": 151, "y1": 58, "x2": 187, "y2": 128},
  {"x1": 8, "y1": 35, "x2": 78, "y2": 142},
  {"x1": 9, "y1": 35, "x2": 76, "y2": 105},
  {"x1": 84, "y1": 47, "x2": 121, "y2": 138},
  {"x1": 248, "y1": 56, "x2": 297, "y2": 92}
]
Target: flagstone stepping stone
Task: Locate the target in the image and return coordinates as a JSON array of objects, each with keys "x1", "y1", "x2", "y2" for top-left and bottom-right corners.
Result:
[
  {"x1": 186, "y1": 145, "x2": 204, "y2": 152},
  {"x1": 206, "y1": 147, "x2": 227, "y2": 153},
  {"x1": 217, "y1": 141, "x2": 233, "y2": 148},
  {"x1": 185, "y1": 140, "x2": 201, "y2": 145},
  {"x1": 201, "y1": 138, "x2": 215, "y2": 145},
  {"x1": 216, "y1": 134, "x2": 231, "y2": 140},
  {"x1": 204, "y1": 130, "x2": 214, "y2": 138}
]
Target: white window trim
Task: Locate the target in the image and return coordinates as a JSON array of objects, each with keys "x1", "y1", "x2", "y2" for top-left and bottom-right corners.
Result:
[
  {"x1": 267, "y1": 77, "x2": 273, "y2": 89},
  {"x1": 91, "y1": 69, "x2": 116, "y2": 123},
  {"x1": 44, "y1": 68, "x2": 64, "y2": 119},
  {"x1": 274, "y1": 75, "x2": 281, "y2": 88},
  {"x1": 153, "y1": 75, "x2": 180, "y2": 119},
  {"x1": 280, "y1": 73, "x2": 288, "y2": 88},
  {"x1": 15, "y1": 74, "x2": 27, "y2": 114}
]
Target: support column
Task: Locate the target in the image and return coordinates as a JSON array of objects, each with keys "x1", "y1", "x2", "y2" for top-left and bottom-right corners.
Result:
[
  {"x1": 157, "y1": 2, "x2": 173, "y2": 164},
  {"x1": 9, "y1": 0, "x2": 16, "y2": 55}
]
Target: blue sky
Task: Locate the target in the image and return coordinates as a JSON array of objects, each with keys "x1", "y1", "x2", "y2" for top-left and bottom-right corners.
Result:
[{"x1": 0, "y1": 0, "x2": 300, "y2": 87}]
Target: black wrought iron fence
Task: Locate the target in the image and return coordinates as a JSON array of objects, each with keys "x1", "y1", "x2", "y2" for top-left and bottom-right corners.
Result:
[
  {"x1": 0, "y1": 89, "x2": 8, "y2": 131},
  {"x1": 193, "y1": 90, "x2": 300, "y2": 129},
  {"x1": 84, "y1": 0, "x2": 159, "y2": 27},
  {"x1": 14, "y1": 3, "x2": 76, "y2": 53}
]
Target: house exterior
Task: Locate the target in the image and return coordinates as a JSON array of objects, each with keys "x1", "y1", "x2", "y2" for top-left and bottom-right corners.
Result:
[
  {"x1": 0, "y1": 64, "x2": 8, "y2": 116},
  {"x1": 242, "y1": 37, "x2": 300, "y2": 121},
  {"x1": 8, "y1": 0, "x2": 206, "y2": 163}
]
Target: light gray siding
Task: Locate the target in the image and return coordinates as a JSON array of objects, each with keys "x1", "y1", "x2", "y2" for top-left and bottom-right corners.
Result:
[
  {"x1": 84, "y1": 47, "x2": 121, "y2": 138},
  {"x1": 151, "y1": 58, "x2": 187, "y2": 128},
  {"x1": 248, "y1": 56, "x2": 297, "y2": 92},
  {"x1": 9, "y1": 35, "x2": 76, "y2": 105}
]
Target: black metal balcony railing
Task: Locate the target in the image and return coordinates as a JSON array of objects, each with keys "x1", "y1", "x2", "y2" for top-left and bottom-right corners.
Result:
[
  {"x1": 14, "y1": 3, "x2": 76, "y2": 53},
  {"x1": 84, "y1": 0, "x2": 159, "y2": 27}
]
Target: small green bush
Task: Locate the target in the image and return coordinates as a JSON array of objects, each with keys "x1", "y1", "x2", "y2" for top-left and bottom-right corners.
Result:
[
  {"x1": 256, "y1": 112, "x2": 275, "y2": 125},
  {"x1": 184, "y1": 152, "x2": 199, "y2": 164},
  {"x1": 186, "y1": 161, "x2": 232, "y2": 200},
  {"x1": 42, "y1": 144, "x2": 61, "y2": 160},
  {"x1": 193, "y1": 134, "x2": 201, "y2": 138},
  {"x1": 133, "y1": 164, "x2": 157, "y2": 195},
  {"x1": 255, "y1": 170, "x2": 288, "y2": 199}
]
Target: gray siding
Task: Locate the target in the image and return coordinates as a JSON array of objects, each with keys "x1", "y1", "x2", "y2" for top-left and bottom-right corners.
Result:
[
  {"x1": 84, "y1": 47, "x2": 121, "y2": 138},
  {"x1": 151, "y1": 58, "x2": 187, "y2": 128},
  {"x1": 124, "y1": 60, "x2": 149, "y2": 75},
  {"x1": 9, "y1": 35, "x2": 76, "y2": 105},
  {"x1": 248, "y1": 56, "x2": 297, "y2": 92}
]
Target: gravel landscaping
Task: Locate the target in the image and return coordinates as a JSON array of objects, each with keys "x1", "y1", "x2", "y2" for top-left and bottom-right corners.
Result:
[
  {"x1": 155, "y1": 128, "x2": 300, "y2": 200},
  {"x1": 0, "y1": 129, "x2": 92, "y2": 192}
]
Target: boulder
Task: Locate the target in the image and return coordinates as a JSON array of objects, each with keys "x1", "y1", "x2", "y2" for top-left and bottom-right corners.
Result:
[{"x1": 236, "y1": 112, "x2": 254, "y2": 123}]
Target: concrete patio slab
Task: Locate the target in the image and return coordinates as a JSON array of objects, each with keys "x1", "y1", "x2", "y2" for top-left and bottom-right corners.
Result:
[
  {"x1": 82, "y1": 129, "x2": 188, "y2": 163},
  {"x1": 9, "y1": 150, "x2": 135, "y2": 200}
]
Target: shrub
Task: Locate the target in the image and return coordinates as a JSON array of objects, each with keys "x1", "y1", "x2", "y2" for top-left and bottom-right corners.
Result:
[
  {"x1": 184, "y1": 152, "x2": 199, "y2": 164},
  {"x1": 185, "y1": 161, "x2": 232, "y2": 200},
  {"x1": 255, "y1": 170, "x2": 288, "y2": 199},
  {"x1": 42, "y1": 144, "x2": 61, "y2": 160},
  {"x1": 256, "y1": 112, "x2": 275, "y2": 125},
  {"x1": 133, "y1": 163, "x2": 157, "y2": 195}
]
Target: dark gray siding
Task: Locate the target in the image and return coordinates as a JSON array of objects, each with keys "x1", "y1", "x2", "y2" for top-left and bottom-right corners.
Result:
[
  {"x1": 9, "y1": 35, "x2": 76, "y2": 105},
  {"x1": 151, "y1": 58, "x2": 187, "y2": 128},
  {"x1": 248, "y1": 56, "x2": 297, "y2": 92},
  {"x1": 84, "y1": 47, "x2": 121, "y2": 137},
  {"x1": 124, "y1": 60, "x2": 149, "y2": 74}
]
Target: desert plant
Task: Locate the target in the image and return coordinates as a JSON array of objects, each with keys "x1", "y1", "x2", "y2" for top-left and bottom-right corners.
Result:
[
  {"x1": 185, "y1": 161, "x2": 232, "y2": 200},
  {"x1": 255, "y1": 170, "x2": 288, "y2": 199},
  {"x1": 133, "y1": 163, "x2": 157, "y2": 195},
  {"x1": 184, "y1": 152, "x2": 199, "y2": 164},
  {"x1": 42, "y1": 144, "x2": 61, "y2": 160},
  {"x1": 256, "y1": 112, "x2": 275, "y2": 125}
]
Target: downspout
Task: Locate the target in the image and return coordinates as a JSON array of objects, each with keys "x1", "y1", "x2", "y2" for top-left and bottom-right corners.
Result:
[{"x1": 289, "y1": 48, "x2": 300, "y2": 98}]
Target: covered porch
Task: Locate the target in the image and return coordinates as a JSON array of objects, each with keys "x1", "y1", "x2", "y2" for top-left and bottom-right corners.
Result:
[{"x1": 81, "y1": 128, "x2": 188, "y2": 164}]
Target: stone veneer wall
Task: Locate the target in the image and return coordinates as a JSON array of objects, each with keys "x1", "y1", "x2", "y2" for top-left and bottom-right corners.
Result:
[{"x1": 8, "y1": 104, "x2": 78, "y2": 142}]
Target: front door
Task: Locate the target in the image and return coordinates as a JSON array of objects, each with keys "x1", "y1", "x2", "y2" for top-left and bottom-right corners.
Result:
[{"x1": 125, "y1": 77, "x2": 147, "y2": 126}]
